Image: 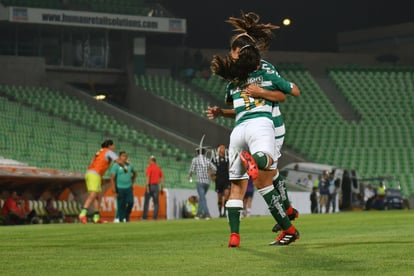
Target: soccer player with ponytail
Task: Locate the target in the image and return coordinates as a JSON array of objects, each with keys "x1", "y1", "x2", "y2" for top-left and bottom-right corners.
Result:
[
  {"x1": 208, "y1": 12, "x2": 300, "y2": 246},
  {"x1": 78, "y1": 139, "x2": 126, "y2": 224}
]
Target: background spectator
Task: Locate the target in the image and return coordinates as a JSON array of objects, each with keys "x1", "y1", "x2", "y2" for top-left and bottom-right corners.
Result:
[
  {"x1": 318, "y1": 172, "x2": 330, "y2": 213},
  {"x1": 143, "y1": 156, "x2": 164, "y2": 220},
  {"x1": 364, "y1": 184, "x2": 375, "y2": 210},
  {"x1": 243, "y1": 177, "x2": 254, "y2": 217},
  {"x1": 1, "y1": 191, "x2": 38, "y2": 225},
  {"x1": 310, "y1": 186, "x2": 319, "y2": 213},
  {"x1": 183, "y1": 196, "x2": 198, "y2": 218},
  {"x1": 45, "y1": 197, "x2": 64, "y2": 223},
  {"x1": 188, "y1": 147, "x2": 217, "y2": 220}
]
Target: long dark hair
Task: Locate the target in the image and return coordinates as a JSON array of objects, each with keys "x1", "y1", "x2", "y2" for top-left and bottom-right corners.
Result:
[
  {"x1": 228, "y1": 12, "x2": 279, "y2": 53},
  {"x1": 211, "y1": 39, "x2": 261, "y2": 83},
  {"x1": 101, "y1": 139, "x2": 114, "y2": 148},
  {"x1": 211, "y1": 12, "x2": 277, "y2": 82}
]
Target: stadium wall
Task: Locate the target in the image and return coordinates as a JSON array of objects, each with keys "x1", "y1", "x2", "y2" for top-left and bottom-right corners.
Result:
[
  {"x1": 0, "y1": 55, "x2": 45, "y2": 85},
  {"x1": 126, "y1": 82, "x2": 231, "y2": 149},
  {"x1": 337, "y1": 22, "x2": 414, "y2": 65},
  {"x1": 166, "y1": 189, "x2": 313, "y2": 219}
]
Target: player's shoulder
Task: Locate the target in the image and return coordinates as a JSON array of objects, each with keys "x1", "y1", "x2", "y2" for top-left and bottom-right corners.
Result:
[
  {"x1": 225, "y1": 81, "x2": 236, "y2": 90},
  {"x1": 260, "y1": 59, "x2": 281, "y2": 76}
]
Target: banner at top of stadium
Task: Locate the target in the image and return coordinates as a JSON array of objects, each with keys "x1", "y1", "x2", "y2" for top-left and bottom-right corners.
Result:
[{"x1": 2, "y1": 6, "x2": 186, "y2": 34}]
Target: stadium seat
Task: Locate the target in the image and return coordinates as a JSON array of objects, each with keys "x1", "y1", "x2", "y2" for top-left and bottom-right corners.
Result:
[{"x1": 0, "y1": 86, "x2": 192, "y2": 189}]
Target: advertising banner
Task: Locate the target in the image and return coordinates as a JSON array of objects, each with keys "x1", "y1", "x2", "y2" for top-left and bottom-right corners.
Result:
[
  {"x1": 7, "y1": 6, "x2": 186, "y2": 33},
  {"x1": 100, "y1": 185, "x2": 167, "y2": 221}
]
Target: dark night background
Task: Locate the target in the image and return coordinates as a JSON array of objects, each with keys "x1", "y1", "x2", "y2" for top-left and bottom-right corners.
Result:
[{"x1": 157, "y1": 0, "x2": 414, "y2": 52}]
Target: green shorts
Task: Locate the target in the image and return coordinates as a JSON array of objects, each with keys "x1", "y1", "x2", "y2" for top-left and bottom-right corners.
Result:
[{"x1": 85, "y1": 173, "x2": 102, "y2": 192}]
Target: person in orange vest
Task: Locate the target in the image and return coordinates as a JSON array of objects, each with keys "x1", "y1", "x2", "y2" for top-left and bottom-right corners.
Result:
[{"x1": 78, "y1": 139, "x2": 126, "y2": 224}]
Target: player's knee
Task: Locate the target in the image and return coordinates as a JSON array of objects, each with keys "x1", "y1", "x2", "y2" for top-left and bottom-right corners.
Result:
[{"x1": 252, "y1": 152, "x2": 273, "y2": 170}]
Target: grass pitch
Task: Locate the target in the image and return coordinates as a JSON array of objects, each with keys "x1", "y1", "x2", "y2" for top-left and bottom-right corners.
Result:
[{"x1": 1, "y1": 210, "x2": 413, "y2": 275}]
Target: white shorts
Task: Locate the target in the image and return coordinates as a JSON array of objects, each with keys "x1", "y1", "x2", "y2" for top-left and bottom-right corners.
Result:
[
  {"x1": 229, "y1": 117, "x2": 276, "y2": 180},
  {"x1": 271, "y1": 136, "x2": 284, "y2": 170}
]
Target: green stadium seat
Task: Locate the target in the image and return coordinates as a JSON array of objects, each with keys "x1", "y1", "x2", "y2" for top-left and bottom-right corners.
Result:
[{"x1": 0, "y1": 86, "x2": 193, "y2": 189}]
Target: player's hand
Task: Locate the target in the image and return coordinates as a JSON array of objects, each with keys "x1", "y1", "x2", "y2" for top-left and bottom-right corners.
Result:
[
  {"x1": 245, "y1": 84, "x2": 263, "y2": 98},
  {"x1": 206, "y1": 106, "x2": 222, "y2": 120},
  {"x1": 160, "y1": 189, "x2": 164, "y2": 195}
]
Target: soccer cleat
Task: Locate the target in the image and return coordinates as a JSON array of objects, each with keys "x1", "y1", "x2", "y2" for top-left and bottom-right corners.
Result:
[
  {"x1": 93, "y1": 219, "x2": 108, "y2": 224},
  {"x1": 228, "y1": 233, "x2": 240, "y2": 248},
  {"x1": 269, "y1": 230, "x2": 300, "y2": 246},
  {"x1": 239, "y1": 151, "x2": 259, "y2": 180},
  {"x1": 78, "y1": 215, "x2": 87, "y2": 224},
  {"x1": 272, "y1": 208, "x2": 299, "y2": 233}
]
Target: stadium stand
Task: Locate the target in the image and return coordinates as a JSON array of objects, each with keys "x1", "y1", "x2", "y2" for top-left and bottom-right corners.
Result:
[
  {"x1": 0, "y1": 86, "x2": 194, "y2": 189},
  {"x1": 328, "y1": 66, "x2": 414, "y2": 196},
  {"x1": 252, "y1": 64, "x2": 413, "y2": 196},
  {"x1": 190, "y1": 64, "x2": 414, "y2": 196},
  {"x1": 135, "y1": 74, "x2": 234, "y2": 128},
  {"x1": 139, "y1": 64, "x2": 414, "y2": 197}
]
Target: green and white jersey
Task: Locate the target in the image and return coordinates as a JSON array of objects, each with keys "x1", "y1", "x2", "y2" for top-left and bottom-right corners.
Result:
[
  {"x1": 225, "y1": 60, "x2": 293, "y2": 127},
  {"x1": 261, "y1": 60, "x2": 293, "y2": 138}
]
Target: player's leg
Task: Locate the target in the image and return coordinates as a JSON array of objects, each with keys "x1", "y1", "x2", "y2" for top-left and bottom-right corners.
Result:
[
  {"x1": 243, "y1": 192, "x2": 253, "y2": 217},
  {"x1": 226, "y1": 125, "x2": 248, "y2": 247},
  {"x1": 195, "y1": 182, "x2": 206, "y2": 218},
  {"x1": 203, "y1": 183, "x2": 211, "y2": 219},
  {"x1": 142, "y1": 186, "x2": 151, "y2": 219},
  {"x1": 92, "y1": 192, "x2": 103, "y2": 223},
  {"x1": 226, "y1": 179, "x2": 248, "y2": 247},
  {"x1": 247, "y1": 118, "x2": 299, "y2": 245},
  {"x1": 216, "y1": 189, "x2": 223, "y2": 217},
  {"x1": 152, "y1": 185, "x2": 159, "y2": 219},
  {"x1": 117, "y1": 189, "x2": 126, "y2": 222},
  {"x1": 125, "y1": 187, "x2": 134, "y2": 222},
  {"x1": 79, "y1": 173, "x2": 100, "y2": 224},
  {"x1": 272, "y1": 171, "x2": 299, "y2": 233},
  {"x1": 222, "y1": 186, "x2": 230, "y2": 217}
]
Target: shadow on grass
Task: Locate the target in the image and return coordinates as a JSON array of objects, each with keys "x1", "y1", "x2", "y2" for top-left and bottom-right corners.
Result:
[{"x1": 303, "y1": 239, "x2": 414, "y2": 249}]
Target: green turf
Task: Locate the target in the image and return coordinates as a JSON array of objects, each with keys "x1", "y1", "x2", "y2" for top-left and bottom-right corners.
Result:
[{"x1": 1, "y1": 210, "x2": 413, "y2": 275}]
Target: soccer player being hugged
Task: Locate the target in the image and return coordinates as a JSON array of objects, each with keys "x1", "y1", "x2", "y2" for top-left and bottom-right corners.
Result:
[
  {"x1": 207, "y1": 12, "x2": 300, "y2": 247},
  {"x1": 78, "y1": 139, "x2": 126, "y2": 224},
  {"x1": 110, "y1": 151, "x2": 137, "y2": 223},
  {"x1": 226, "y1": 12, "x2": 301, "y2": 235}
]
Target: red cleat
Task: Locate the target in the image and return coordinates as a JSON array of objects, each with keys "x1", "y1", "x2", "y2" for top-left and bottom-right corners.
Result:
[
  {"x1": 78, "y1": 215, "x2": 87, "y2": 224},
  {"x1": 239, "y1": 151, "x2": 259, "y2": 180},
  {"x1": 228, "y1": 233, "x2": 240, "y2": 248}
]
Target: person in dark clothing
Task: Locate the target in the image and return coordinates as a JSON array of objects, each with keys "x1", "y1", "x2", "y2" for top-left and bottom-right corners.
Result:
[
  {"x1": 310, "y1": 186, "x2": 319, "y2": 213},
  {"x1": 211, "y1": 144, "x2": 230, "y2": 217}
]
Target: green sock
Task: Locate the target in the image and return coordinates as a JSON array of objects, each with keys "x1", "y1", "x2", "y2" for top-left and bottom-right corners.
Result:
[
  {"x1": 225, "y1": 199, "x2": 243, "y2": 234},
  {"x1": 80, "y1": 208, "x2": 87, "y2": 216},
  {"x1": 273, "y1": 174, "x2": 291, "y2": 210},
  {"x1": 93, "y1": 211, "x2": 100, "y2": 222},
  {"x1": 258, "y1": 185, "x2": 292, "y2": 230},
  {"x1": 252, "y1": 152, "x2": 270, "y2": 170}
]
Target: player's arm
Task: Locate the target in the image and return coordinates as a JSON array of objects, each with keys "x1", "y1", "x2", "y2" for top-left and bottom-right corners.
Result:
[
  {"x1": 131, "y1": 169, "x2": 137, "y2": 184},
  {"x1": 245, "y1": 84, "x2": 287, "y2": 102},
  {"x1": 107, "y1": 151, "x2": 128, "y2": 172},
  {"x1": 160, "y1": 171, "x2": 165, "y2": 192},
  {"x1": 290, "y1": 82, "x2": 300, "y2": 97},
  {"x1": 206, "y1": 106, "x2": 235, "y2": 120}
]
